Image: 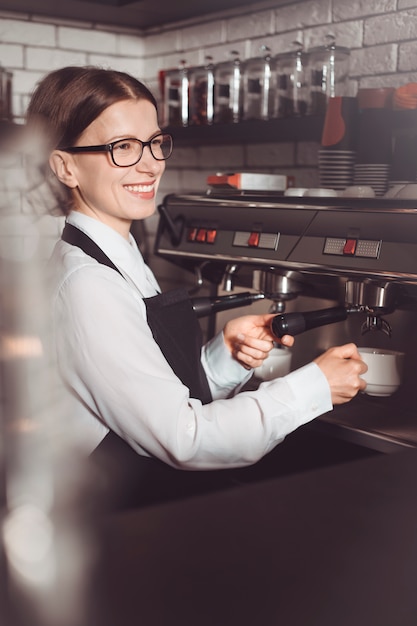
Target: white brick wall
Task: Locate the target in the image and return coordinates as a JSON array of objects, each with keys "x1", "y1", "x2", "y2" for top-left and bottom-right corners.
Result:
[
  {"x1": 26, "y1": 46, "x2": 87, "y2": 71},
  {"x1": 350, "y1": 44, "x2": 397, "y2": 77},
  {"x1": 333, "y1": 0, "x2": 396, "y2": 21},
  {"x1": 3, "y1": 2, "x2": 417, "y2": 121},
  {"x1": 0, "y1": 17, "x2": 55, "y2": 46},
  {"x1": 364, "y1": 10, "x2": 417, "y2": 45},
  {"x1": 0, "y1": 12, "x2": 145, "y2": 119},
  {"x1": 2, "y1": 0, "x2": 417, "y2": 271},
  {"x1": 274, "y1": 0, "x2": 332, "y2": 33}
]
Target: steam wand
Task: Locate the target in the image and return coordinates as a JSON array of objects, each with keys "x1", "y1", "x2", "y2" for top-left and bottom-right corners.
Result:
[{"x1": 191, "y1": 292, "x2": 265, "y2": 318}]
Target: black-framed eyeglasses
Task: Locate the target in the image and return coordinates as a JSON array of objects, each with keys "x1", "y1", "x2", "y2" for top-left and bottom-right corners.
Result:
[{"x1": 60, "y1": 133, "x2": 173, "y2": 167}]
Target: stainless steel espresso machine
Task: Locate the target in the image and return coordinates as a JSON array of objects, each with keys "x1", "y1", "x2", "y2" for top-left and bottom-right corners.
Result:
[{"x1": 155, "y1": 191, "x2": 417, "y2": 456}]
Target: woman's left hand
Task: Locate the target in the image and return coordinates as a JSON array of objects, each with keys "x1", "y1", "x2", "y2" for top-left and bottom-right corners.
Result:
[{"x1": 223, "y1": 313, "x2": 294, "y2": 369}]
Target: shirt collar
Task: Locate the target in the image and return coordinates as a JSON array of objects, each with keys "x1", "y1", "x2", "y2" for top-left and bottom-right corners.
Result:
[{"x1": 66, "y1": 211, "x2": 160, "y2": 296}]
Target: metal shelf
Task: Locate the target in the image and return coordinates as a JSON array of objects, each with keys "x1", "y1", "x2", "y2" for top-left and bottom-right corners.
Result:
[
  {"x1": 165, "y1": 115, "x2": 325, "y2": 146},
  {"x1": 164, "y1": 109, "x2": 417, "y2": 147}
]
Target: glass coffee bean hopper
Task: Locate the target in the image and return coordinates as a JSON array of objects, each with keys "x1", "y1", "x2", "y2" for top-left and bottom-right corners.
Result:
[
  {"x1": 162, "y1": 60, "x2": 189, "y2": 127},
  {"x1": 307, "y1": 35, "x2": 350, "y2": 115},
  {"x1": 274, "y1": 41, "x2": 309, "y2": 118},
  {"x1": 213, "y1": 51, "x2": 242, "y2": 124},
  {"x1": 188, "y1": 56, "x2": 214, "y2": 125},
  {"x1": 241, "y1": 46, "x2": 274, "y2": 121}
]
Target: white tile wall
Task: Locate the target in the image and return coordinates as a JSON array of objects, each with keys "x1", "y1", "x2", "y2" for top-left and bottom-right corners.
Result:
[
  {"x1": 399, "y1": 40, "x2": 417, "y2": 71},
  {"x1": 0, "y1": 17, "x2": 55, "y2": 46},
  {"x1": 333, "y1": 0, "x2": 396, "y2": 21},
  {"x1": 0, "y1": 42, "x2": 24, "y2": 67},
  {"x1": 58, "y1": 26, "x2": 118, "y2": 52},
  {"x1": 226, "y1": 10, "x2": 275, "y2": 41},
  {"x1": 364, "y1": 9, "x2": 417, "y2": 45},
  {"x1": 274, "y1": 0, "x2": 332, "y2": 33},
  {"x1": 25, "y1": 46, "x2": 87, "y2": 71},
  {"x1": 350, "y1": 44, "x2": 397, "y2": 77}
]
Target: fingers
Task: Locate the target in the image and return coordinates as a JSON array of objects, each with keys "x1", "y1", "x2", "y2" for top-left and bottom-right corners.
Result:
[
  {"x1": 329, "y1": 342, "x2": 363, "y2": 360},
  {"x1": 223, "y1": 314, "x2": 295, "y2": 369},
  {"x1": 280, "y1": 334, "x2": 294, "y2": 348},
  {"x1": 315, "y1": 343, "x2": 368, "y2": 405},
  {"x1": 233, "y1": 334, "x2": 274, "y2": 369}
]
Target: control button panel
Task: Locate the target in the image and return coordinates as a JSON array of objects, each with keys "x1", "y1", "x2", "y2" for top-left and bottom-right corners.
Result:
[
  {"x1": 323, "y1": 237, "x2": 381, "y2": 259},
  {"x1": 233, "y1": 231, "x2": 279, "y2": 250},
  {"x1": 187, "y1": 227, "x2": 217, "y2": 244}
]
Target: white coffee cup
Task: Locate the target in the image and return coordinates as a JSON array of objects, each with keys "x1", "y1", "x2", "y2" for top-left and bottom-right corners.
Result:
[
  {"x1": 254, "y1": 346, "x2": 292, "y2": 381},
  {"x1": 392, "y1": 184, "x2": 417, "y2": 199},
  {"x1": 384, "y1": 184, "x2": 406, "y2": 198},
  {"x1": 358, "y1": 347, "x2": 404, "y2": 397},
  {"x1": 284, "y1": 187, "x2": 308, "y2": 197},
  {"x1": 342, "y1": 185, "x2": 375, "y2": 198}
]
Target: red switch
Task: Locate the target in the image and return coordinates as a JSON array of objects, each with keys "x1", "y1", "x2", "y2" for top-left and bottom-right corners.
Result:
[
  {"x1": 248, "y1": 231, "x2": 260, "y2": 247},
  {"x1": 206, "y1": 229, "x2": 217, "y2": 244},
  {"x1": 343, "y1": 239, "x2": 357, "y2": 255},
  {"x1": 187, "y1": 228, "x2": 198, "y2": 242},
  {"x1": 196, "y1": 228, "x2": 207, "y2": 242}
]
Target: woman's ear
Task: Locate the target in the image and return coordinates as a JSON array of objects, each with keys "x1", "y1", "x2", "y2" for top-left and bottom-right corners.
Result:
[{"x1": 49, "y1": 150, "x2": 78, "y2": 188}]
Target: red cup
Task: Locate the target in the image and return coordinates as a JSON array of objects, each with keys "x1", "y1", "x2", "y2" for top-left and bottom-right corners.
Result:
[{"x1": 357, "y1": 87, "x2": 394, "y2": 109}]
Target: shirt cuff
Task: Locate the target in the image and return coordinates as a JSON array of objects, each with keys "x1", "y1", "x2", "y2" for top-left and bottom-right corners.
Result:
[
  {"x1": 202, "y1": 331, "x2": 251, "y2": 388},
  {"x1": 262, "y1": 361, "x2": 333, "y2": 425}
]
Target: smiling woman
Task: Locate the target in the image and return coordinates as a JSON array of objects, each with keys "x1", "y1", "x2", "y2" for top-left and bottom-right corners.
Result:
[{"x1": 23, "y1": 66, "x2": 366, "y2": 511}]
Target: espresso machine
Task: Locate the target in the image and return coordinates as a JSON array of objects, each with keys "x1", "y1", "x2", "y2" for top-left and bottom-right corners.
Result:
[{"x1": 155, "y1": 191, "x2": 417, "y2": 455}]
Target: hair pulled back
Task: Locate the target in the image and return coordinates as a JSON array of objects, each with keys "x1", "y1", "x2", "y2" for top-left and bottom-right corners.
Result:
[{"x1": 27, "y1": 65, "x2": 157, "y2": 149}]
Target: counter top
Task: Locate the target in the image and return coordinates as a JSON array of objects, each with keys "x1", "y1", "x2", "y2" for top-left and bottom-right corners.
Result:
[
  {"x1": 314, "y1": 389, "x2": 417, "y2": 453},
  {"x1": 92, "y1": 447, "x2": 417, "y2": 626},
  {"x1": 245, "y1": 374, "x2": 417, "y2": 453}
]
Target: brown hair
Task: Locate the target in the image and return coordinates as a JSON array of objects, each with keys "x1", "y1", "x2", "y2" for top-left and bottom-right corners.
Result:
[
  {"x1": 26, "y1": 66, "x2": 158, "y2": 214},
  {"x1": 27, "y1": 65, "x2": 157, "y2": 149}
]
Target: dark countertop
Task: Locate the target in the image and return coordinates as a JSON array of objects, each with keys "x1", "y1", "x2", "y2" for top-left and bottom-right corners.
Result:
[
  {"x1": 314, "y1": 387, "x2": 417, "y2": 452},
  {"x1": 246, "y1": 373, "x2": 417, "y2": 453},
  {"x1": 92, "y1": 446, "x2": 417, "y2": 626}
]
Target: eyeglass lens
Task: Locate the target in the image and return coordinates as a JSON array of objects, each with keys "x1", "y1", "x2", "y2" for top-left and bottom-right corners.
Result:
[{"x1": 112, "y1": 134, "x2": 172, "y2": 166}]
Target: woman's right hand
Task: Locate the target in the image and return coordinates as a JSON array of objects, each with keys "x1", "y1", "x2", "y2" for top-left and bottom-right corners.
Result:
[{"x1": 314, "y1": 343, "x2": 368, "y2": 405}]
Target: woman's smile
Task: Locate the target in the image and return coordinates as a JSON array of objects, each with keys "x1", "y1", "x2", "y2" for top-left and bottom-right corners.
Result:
[{"x1": 123, "y1": 181, "x2": 156, "y2": 197}]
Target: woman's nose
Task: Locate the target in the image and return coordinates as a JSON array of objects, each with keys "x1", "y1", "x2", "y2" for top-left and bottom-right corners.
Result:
[{"x1": 136, "y1": 146, "x2": 164, "y2": 173}]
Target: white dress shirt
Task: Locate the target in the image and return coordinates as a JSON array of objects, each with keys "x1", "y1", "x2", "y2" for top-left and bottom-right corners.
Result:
[{"x1": 49, "y1": 211, "x2": 332, "y2": 469}]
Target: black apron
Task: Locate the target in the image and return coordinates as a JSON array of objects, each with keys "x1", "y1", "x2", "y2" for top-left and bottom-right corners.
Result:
[{"x1": 62, "y1": 223, "x2": 237, "y2": 510}]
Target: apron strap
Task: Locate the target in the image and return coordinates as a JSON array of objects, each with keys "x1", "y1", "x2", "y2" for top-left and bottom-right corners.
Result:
[
  {"x1": 62, "y1": 222, "x2": 122, "y2": 276},
  {"x1": 61, "y1": 221, "x2": 225, "y2": 510},
  {"x1": 61, "y1": 222, "x2": 212, "y2": 404}
]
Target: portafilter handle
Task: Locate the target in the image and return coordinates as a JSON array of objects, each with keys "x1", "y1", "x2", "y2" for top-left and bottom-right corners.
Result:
[{"x1": 271, "y1": 306, "x2": 349, "y2": 338}]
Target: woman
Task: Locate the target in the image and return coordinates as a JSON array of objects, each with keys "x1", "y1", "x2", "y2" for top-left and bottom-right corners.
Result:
[{"x1": 26, "y1": 66, "x2": 367, "y2": 509}]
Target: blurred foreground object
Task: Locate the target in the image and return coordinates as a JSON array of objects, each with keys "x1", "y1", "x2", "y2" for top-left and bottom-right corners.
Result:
[{"x1": 0, "y1": 122, "x2": 97, "y2": 626}]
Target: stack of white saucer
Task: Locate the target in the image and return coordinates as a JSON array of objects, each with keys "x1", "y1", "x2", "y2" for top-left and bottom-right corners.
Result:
[
  {"x1": 318, "y1": 148, "x2": 355, "y2": 191},
  {"x1": 353, "y1": 163, "x2": 390, "y2": 197}
]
